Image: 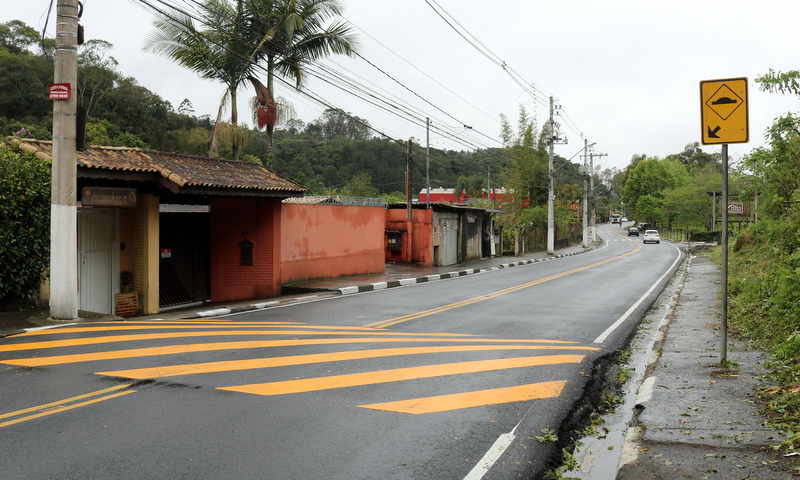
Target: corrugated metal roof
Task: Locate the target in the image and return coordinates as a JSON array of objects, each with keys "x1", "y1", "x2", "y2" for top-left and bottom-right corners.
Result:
[{"x1": 18, "y1": 140, "x2": 306, "y2": 194}]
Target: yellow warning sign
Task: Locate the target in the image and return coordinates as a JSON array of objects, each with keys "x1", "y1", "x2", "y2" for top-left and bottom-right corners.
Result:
[{"x1": 700, "y1": 78, "x2": 749, "y2": 145}]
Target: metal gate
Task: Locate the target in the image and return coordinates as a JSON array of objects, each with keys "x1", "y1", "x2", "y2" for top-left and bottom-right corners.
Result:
[
  {"x1": 442, "y1": 219, "x2": 458, "y2": 266},
  {"x1": 159, "y1": 211, "x2": 210, "y2": 308}
]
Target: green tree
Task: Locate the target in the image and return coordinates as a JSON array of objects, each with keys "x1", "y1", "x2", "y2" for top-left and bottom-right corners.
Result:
[
  {"x1": 0, "y1": 137, "x2": 50, "y2": 305},
  {"x1": 339, "y1": 172, "x2": 379, "y2": 197},
  {"x1": 246, "y1": 0, "x2": 357, "y2": 167},
  {"x1": 741, "y1": 114, "x2": 800, "y2": 217},
  {"x1": 0, "y1": 20, "x2": 40, "y2": 55},
  {"x1": 307, "y1": 108, "x2": 370, "y2": 140},
  {"x1": 77, "y1": 39, "x2": 120, "y2": 118},
  {"x1": 621, "y1": 157, "x2": 690, "y2": 220},
  {"x1": 145, "y1": 0, "x2": 260, "y2": 159},
  {"x1": 756, "y1": 68, "x2": 800, "y2": 96}
]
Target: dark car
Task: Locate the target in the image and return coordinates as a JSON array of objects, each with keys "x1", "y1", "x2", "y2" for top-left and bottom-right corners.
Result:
[{"x1": 628, "y1": 227, "x2": 639, "y2": 236}]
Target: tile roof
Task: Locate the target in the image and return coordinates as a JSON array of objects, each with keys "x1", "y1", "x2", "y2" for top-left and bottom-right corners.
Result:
[{"x1": 16, "y1": 140, "x2": 307, "y2": 195}]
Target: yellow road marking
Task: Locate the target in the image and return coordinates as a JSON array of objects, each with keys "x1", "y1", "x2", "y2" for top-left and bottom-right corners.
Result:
[
  {"x1": 0, "y1": 329, "x2": 474, "y2": 353},
  {"x1": 359, "y1": 381, "x2": 567, "y2": 414},
  {"x1": 367, "y1": 243, "x2": 641, "y2": 328},
  {"x1": 18, "y1": 322, "x2": 377, "y2": 337},
  {"x1": 0, "y1": 384, "x2": 135, "y2": 428},
  {"x1": 2, "y1": 337, "x2": 579, "y2": 367},
  {"x1": 218, "y1": 354, "x2": 584, "y2": 396},
  {"x1": 97, "y1": 345, "x2": 599, "y2": 379}
]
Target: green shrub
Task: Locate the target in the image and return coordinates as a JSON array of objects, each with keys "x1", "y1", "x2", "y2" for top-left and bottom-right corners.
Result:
[{"x1": 0, "y1": 137, "x2": 51, "y2": 304}]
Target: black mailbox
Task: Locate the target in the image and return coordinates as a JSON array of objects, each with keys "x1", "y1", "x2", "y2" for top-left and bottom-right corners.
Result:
[{"x1": 386, "y1": 231, "x2": 403, "y2": 249}]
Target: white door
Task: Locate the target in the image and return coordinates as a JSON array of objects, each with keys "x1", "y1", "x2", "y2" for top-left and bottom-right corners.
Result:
[{"x1": 78, "y1": 210, "x2": 114, "y2": 314}]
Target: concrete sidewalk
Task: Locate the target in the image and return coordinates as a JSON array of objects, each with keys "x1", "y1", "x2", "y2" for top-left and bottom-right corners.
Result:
[{"x1": 614, "y1": 254, "x2": 797, "y2": 479}]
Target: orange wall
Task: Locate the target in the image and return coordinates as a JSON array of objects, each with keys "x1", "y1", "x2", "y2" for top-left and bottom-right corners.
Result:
[
  {"x1": 209, "y1": 197, "x2": 282, "y2": 302},
  {"x1": 385, "y1": 208, "x2": 433, "y2": 266},
  {"x1": 280, "y1": 204, "x2": 385, "y2": 283}
]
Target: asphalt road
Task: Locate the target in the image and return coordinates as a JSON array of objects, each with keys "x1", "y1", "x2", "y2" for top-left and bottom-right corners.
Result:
[{"x1": 0, "y1": 224, "x2": 683, "y2": 479}]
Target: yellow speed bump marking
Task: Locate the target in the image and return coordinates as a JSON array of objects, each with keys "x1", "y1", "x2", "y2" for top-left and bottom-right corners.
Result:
[
  {"x1": 17, "y1": 322, "x2": 376, "y2": 337},
  {"x1": 359, "y1": 381, "x2": 567, "y2": 414},
  {"x1": 0, "y1": 384, "x2": 135, "y2": 428},
  {"x1": 2, "y1": 337, "x2": 577, "y2": 367},
  {"x1": 367, "y1": 244, "x2": 641, "y2": 329},
  {"x1": 97, "y1": 345, "x2": 599, "y2": 379},
  {"x1": 218, "y1": 354, "x2": 584, "y2": 396},
  {"x1": 0, "y1": 329, "x2": 474, "y2": 353}
]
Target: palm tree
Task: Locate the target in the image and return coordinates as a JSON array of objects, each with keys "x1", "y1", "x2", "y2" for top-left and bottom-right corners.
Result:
[
  {"x1": 245, "y1": 0, "x2": 357, "y2": 167},
  {"x1": 144, "y1": 0, "x2": 259, "y2": 160}
]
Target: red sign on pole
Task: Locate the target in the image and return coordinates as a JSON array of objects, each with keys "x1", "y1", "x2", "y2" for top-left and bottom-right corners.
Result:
[{"x1": 48, "y1": 83, "x2": 71, "y2": 100}]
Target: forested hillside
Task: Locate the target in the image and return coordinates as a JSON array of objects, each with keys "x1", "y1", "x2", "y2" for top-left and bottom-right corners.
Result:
[{"x1": 0, "y1": 19, "x2": 592, "y2": 202}]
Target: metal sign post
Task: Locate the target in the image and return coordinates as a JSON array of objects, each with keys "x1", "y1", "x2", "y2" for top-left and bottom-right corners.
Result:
[{"x1": 700, "y1": 77, "x2": 749, "y2": 364}]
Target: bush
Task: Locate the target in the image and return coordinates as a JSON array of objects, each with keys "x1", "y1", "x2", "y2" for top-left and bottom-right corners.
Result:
[
  {"x1": 691, "y1": 230, "x2": 719, "y2": 243},
  {"x1": 0, "y1": 137, "x2": 51, "y2": 305}
]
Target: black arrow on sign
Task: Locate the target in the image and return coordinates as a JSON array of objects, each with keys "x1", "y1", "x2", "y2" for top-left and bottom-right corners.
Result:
[{"x1": 707, "y1": 126, "x2": 721, "y2": 138}]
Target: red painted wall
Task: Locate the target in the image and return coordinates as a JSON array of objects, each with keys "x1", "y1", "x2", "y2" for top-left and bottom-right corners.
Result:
[
  {"x1": 280, "y1": 204, "x2": 385, "y2": 283},
  {"x1": 385, "y1": 208, "x2": 433, "y2": 266},
  {"x1": 209, "y1": 197, "x2": 282, "y2": 302}
]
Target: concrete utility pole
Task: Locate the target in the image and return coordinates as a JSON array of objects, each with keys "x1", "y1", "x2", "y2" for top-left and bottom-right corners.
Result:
[
  {"x1": 547, "y1": 97, "x2": 555, "y2": 255},
  {"x1": 588, "y1": 150, "x2": 607, "y2": 244},
  {"x1": 426, "y1": 118, "x2": 430, "y2": 209},
  {"x1": 581, "y1": 138, "x2": 589, "y2": 248},
  {"x1": 50, "y1": 0, "x2": 80, "y2": 321},
  {"x1": 406, "y1": 138, "x2": 413, "y2": 222}
]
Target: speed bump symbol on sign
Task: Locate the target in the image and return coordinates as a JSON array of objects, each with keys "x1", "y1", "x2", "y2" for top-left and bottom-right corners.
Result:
[{"x1": 700, "y1": 77, "x2": 749, "y2": 145}]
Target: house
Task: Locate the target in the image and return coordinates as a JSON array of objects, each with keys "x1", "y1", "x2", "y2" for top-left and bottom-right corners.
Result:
[
  {"x1": 385, "y1": 203, "x2": 496, "y2": 267},
  {"x1": 18, "y1": 140, "x2": 312, "y2": 316}
]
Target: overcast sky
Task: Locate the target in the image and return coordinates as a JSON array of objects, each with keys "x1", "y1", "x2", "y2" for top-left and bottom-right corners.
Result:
[{"x1": 9, "y1": 0, "x2": 800, "y2": 172}]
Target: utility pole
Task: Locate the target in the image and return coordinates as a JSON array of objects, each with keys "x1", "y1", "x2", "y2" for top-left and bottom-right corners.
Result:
[
  {"x1": 588, "y1": 150, "x2": 607, "y2": 243},
  {"x1": 546, "y1": 97, "x2": 566, "y2": 255},
  {"x1": 547, "y1": 97, "x2": 555, "y2": 255},
  {"x1": 581, "y1": 138, "x2": 589, "y2": 248},
  {"x1": 50, "y1": 0, "x2": 80, "y2": 321},
  {"x1": 426, "y1": 118, "x2": 430, "y2": 209},
  {"x1": 406, "y1": 138, "x2": 413, "y2": 222}
]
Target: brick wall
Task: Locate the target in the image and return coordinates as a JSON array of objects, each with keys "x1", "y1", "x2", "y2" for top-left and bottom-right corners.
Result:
[{"x1": 210, "y1": 198, "x2": 280, "y2": 302}]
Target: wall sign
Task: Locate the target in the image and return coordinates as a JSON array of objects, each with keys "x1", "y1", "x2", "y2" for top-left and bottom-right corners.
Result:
[
  {"x1": 81, "y1": 187, "x2": 137, "y2": 207},
  {"x1": 48, "y1": 83, "x2": 71, "y2": 100}
]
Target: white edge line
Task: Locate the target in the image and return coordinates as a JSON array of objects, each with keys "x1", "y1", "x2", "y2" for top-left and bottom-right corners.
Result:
[
  {"x1": 23, "y1": 323, "x2": 79, "y2": 333},
  {"x1": 594, "y1": 244, "x2": 683, "y2": 344},
  {"x1": 462, "y1": 432, "x2": 517, "y2": 480}
]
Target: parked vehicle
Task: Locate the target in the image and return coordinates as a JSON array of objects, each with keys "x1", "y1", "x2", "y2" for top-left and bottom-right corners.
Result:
[
  {"x1": 643, "y1": 230, "x2": 660, "y2": 244},
  {"x1": 628, "y1": 227, "x2": 639, "y2": 236}
]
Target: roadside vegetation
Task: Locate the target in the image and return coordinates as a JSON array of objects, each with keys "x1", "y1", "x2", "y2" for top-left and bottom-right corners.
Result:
[{"x1": 721, "y1": 69, "x2": 800, "y2": 450}]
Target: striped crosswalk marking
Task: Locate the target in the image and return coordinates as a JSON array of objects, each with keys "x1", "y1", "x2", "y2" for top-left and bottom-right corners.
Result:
[
  {"x1": 217, "y1": 355, "x2": 584, "y2": 396},
  {"x1": 1, "y1": 320, "x2": 599, "y2": 414},
  {"x1": 359, "y1": 381, "x2": 567, "y2": 414}
]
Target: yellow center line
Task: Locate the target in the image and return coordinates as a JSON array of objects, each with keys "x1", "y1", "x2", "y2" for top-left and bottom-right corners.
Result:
[
  {"x1": 359, "y1": 380, "x2": 567, "y2": 414},
  {"x1": 367, "y1": 242, "x2": 642, "y2": 328},
  {"x1": 96, "y1": 344, "x2": 600, "y2": 379},
  {"x1": 0, "y1": 384, "x2": 135, "y2": 428},
  {"x1": 218, "y1": 354, "x2": 585, "y2": 396},
  {"x1": 2, "y1": 337, "x2": 580, "y2": 367}
]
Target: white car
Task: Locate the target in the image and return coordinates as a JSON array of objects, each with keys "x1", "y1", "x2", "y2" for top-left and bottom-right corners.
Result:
[{"x1": 643, "y1": 230, "x2": 660, "y2": 244}]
